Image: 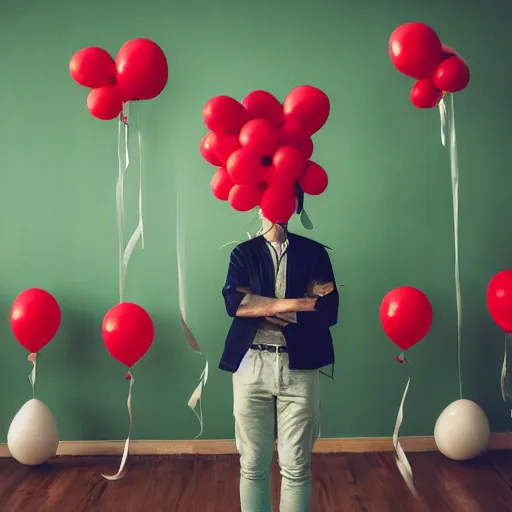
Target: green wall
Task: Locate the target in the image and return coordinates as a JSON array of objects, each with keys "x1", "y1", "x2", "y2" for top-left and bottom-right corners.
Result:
[{"x1": 1, "y1": 0, "x2": 511, "y2": 441}]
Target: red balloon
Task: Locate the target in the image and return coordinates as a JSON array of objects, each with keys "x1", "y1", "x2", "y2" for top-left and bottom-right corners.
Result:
[
  {"x1": 380, "y1": 286, "x2": 433, "y2": 351},
  {"x1": 211, "y1": 132, "x2": 240, "y2": 164},
  {"x1": 433, "y1": 56, "x2": 470, "y2": 93},
  {"x1": 299, "y1": 161, "x2": 328, "y2": 195},
  {"x1": 10, "y1": 288, "x2": 61, "y2": 353},
  {"x1": 239, "y1": 119, "x2": 279, "y2": 156},
  {"x1": 229, "y1": 184, "x2": 262, "y2": 211},
  {"x1": 260, "y1": 187, "x2": 297, "y2": 224},
  {"x1": 69, "y1": 47, "x2": 116, "y2": 88},
  {"x1": 283, "y1": 85, "x2": 330, "y2": 135},
  {"x1": 200, "y1": 132, "x2": 222, "y2": 166},
  {"x1": 389, "y1": 22, "x2": 443, "y2": 79},
  {"x1": 203, "y1": 96, "x2": 248, "y2": 134},
  {"x1": 410, "y1": 79, "x2": 443, "y2": 109},
  {"x1": 211, "y1": 167, "x2": 234, "y2": 201},
  {"x1": 441, "y1": 44, "x2": 458, "y2": 59},
  {"x1": 487, "y1": 270, "x2": 512, "y2": 333},
  {"x1": 242, "y1": 90, "x2": 284, "y2": 127},
  {"x1": 115, "y1": 38, "x2": 168, "y2": 101},
  {"x1": 87, "y1": 87, "x2": 123, "y2": 120},
  {"x1": 279, "y1": 119, "x2": 314, "y2": 159},
  {"x1": 102, "y1": 302, "x2": 154, "y2": 368},
  {"x1": 227, "y1": 148, "x2": 265, "y2": 185},
  {"x1": 268, "y1": 146, "x2": 305, "y2": 187}
]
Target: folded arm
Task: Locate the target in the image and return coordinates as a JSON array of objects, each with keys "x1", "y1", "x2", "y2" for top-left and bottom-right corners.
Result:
[{"x1": 235, "y1": 289, "x2": 317, "y2": 318}]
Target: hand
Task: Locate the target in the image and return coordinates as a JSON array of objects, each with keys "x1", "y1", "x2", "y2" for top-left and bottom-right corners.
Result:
[{"x1": 311, "y1": 282, "x2": 335, "y2": 297}]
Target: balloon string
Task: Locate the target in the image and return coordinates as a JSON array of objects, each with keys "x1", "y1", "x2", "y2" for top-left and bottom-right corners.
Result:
[
  {"x1": 116, "y1": 102, "x2": 145, "y2": 303},
  {"x1": 102, "y1": 371, "x2": 134, "y2": 481},
  {"x1": 392, "y1": 360, "x2": 418, "y2": 499},
  {"x1": 501, "y1": 333, "x2": 512, "y2": 403},
  {"x1": 27, "y1": 353, "x2": 37, "y2": 398},
  {"x1": 439, "y1": 95, "x2": 463, "y2": 399},
  {"x1": 176, "y1": 192, "x2": 209, "y2": 438}
]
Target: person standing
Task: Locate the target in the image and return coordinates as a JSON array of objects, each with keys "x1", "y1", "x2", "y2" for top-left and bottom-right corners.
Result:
[{"x1": 219, "y1": 214, "x2": 339, "y2": 511}]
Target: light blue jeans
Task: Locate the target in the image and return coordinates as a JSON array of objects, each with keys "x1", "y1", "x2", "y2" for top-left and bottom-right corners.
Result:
[{"x1": 233, "y1": 348, "x2": 320, "y2": 512}]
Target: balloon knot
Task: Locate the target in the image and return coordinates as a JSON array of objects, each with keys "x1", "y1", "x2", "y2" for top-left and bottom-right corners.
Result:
[
  {"x1": 124, "y1": 372, "x2": 132, "y2": 380},
  {"x1": 27, "y1": 353, "x2": 37, "y2": 362},
  {"x1": 395, "y1": 353, "x2": 406, "y2": 364},
  {"x1": 120, "y1": 114, "x2": 129, "y2": 125}
]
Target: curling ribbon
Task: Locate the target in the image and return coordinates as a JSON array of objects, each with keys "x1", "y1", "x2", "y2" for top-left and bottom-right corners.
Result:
[
  {"x1": 27, "y1": 353, "x2": 37, "y2": 398},
  {"x1": 176, "y1": 194, "x2": 209, "y2": 437},
  {"x1": 392, "y1": 353, "x2": 418, "y2": 498},
  {"x1": 104, "y1": 102, "x2": 145, "y2": 481},
  {"x1": 500, "y1": 333, "x2": 512, "y2": 406},
  {"x1": 438, "y1": 94, "x2": 463, "y2": 399},
  {"x1": 116, "y1": 102, "x2": 145, "y2": 303},
  {"x1": 102, "y1": 372, "x2": 134, "y2": 480}
]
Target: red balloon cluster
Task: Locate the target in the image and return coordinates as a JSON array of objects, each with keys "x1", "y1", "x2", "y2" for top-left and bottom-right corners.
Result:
[
  {"x1": 200, "y1": 85, "x2": 331, "y2": 224},
  {"x1": 380, "y1": 286, "x2": 433, "y2": 351},
  {"x1": 10, "y1": 288, "x2": 61, "y2": 353},
  {"x1": 389, "y1": 22, "x2": 470, "y2": 109},
  {"x1": 102, "y1": 302, "x2": 154, "y2": 368},
  {"x1": 69, "y1": 39, "x2": 168, "y2": 120},
  {"x1": 487, "y1": 270, "x2": 512, "y2": 333}
]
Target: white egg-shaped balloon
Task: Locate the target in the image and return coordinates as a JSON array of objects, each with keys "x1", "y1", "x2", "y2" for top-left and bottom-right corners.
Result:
[
  {"x1": 7, "y1": 399, "x2": 59, "y2": 466},
  {"x1": 434, "y1": 399, "x2": 490, "y2": 461}
]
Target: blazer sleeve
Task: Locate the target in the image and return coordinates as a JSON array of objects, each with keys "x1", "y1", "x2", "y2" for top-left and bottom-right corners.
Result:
[
  {"x1": 222, "y1": 246, "x2": 251, "y2": 317},
  {"x1": 296, "y1": 246, "x2": 339, "y2": 328}
]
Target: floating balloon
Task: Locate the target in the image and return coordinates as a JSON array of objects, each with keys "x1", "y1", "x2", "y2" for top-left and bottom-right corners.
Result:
[
  {"x1": 260, "y1": 187, "x2": 297, "y2": 224},
  {"x1": 487, "y1": 270, "x2": 512, "y2": 333},
  {"x1": 10, "y1": 288, "x2": 61, "y2": 353},
  {"x1": 115, "y1": 38, "x2": 168, "y2": 102},
  {"x1": 70, "y1": 39, "x2": 168, "y2": 120},
  {"x1": 389, "y1": 23, "x2": 470, "y2": 108},
  {"x1": 433, "y1": 56, "x2": 470, "y2": 93},
  {"x1": 200, "y1": 132, "x2": 223, "y2": 166},
  {"x1": 8, "y1": 399, "x2": 59, "y2": 466},
  {"x1": 87, "y1": 87, "x2": 123, "y2": 120},
  {"x1": 269, "y1": 147, "x2": 305, "y2": 187},
  {"x1": 203, "y1": 96, "x2": 248, "y2": 134},
  {"x1": 102, "y1": 302, "x2": 154, "y2": 368},
  {"x1": 242, "y1": 90, "x2": 284, "y2": 127},
  {"x1": 389, "y1": 22, "x2": 443, "y2": 79},
  {"x1": 282, "y1": 85, "x2": 330, "y2": 135},
  {"x1": 434, "y1": 399, "x2": 490, "y2": 461},
  {"x1": 410, "y1": 79, "x2": 443, "y2": 109},
  {"x1": 227, "y1": 148, "x2": 265, "y2": 185},
  {"x1": 229, "y1": 184, "x2": 262, "y2": 212},
  {"x1": 279, "y1": 119, "x2": 314, "y2": 160},
  {"x1": 211, "y1": 168, "x2": 234, "y2": 201},
  {"x1": 200, "y1": 86, "x2": 331, "y2": 223},
  {"x1": 69, "y1": 47, "x2": 116, "y2": 88},
  {"x1": 299, "y1": 161, "x2": 328, "y2": 195},
  {"x1": 239, "y1": 119, "x2": 279, "y2": 156},
  {"x1": 380, "y1": 286, "x2": 433, "y2": 351}
]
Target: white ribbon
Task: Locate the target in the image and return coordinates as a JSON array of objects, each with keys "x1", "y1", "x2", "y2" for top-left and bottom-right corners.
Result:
[
  {"x1": 27, "y1": 353, "x2": 37, "y2": 398},
  {"x1": 176, "y1": 194, "x2": 209, "y2": 437},
  {"x1": 439, "y1": 95, "x2": 462, "y2": 399},
  {"x1": 116, "y1": 102, "x2": 145, "y2": 303},
  {"x1": 105, "y1": 101, "x2": 145, "y2": 481},
  {"x1": 392, "y1": 374, "x2": 418, "y2": 499},
  {"x1": 102, "y1": 372, "x2": 134, "y2": 480}
]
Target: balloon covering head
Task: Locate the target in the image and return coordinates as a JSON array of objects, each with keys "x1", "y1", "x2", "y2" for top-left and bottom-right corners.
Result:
[{"x1": 201, "y1": 85, "x2": 331, "y2": 224}]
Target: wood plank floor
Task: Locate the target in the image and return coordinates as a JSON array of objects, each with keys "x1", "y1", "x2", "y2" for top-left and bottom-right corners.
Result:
[{"x1": 0, "y1": 452, "x2": 511, "y2": 511}]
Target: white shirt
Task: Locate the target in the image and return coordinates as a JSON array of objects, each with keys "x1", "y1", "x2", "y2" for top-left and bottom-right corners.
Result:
[{"x1": 253, "y1": 239, "x2": 289, "y2": 347}]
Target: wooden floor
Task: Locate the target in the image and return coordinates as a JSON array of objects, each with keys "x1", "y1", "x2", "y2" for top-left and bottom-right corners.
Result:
[{"x1": 0, "y1": 452, "x2": 511, "y2": 511}]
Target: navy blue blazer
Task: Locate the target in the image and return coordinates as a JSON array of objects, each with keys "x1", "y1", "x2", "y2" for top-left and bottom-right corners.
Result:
[{"x1": 219, "y1": 232, "x2": 339, "y2": 373}]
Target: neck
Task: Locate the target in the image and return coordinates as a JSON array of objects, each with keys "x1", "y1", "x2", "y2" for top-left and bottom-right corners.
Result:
[{"x1": 262, "y1": 221, "x2": 287, "y2": 243}]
